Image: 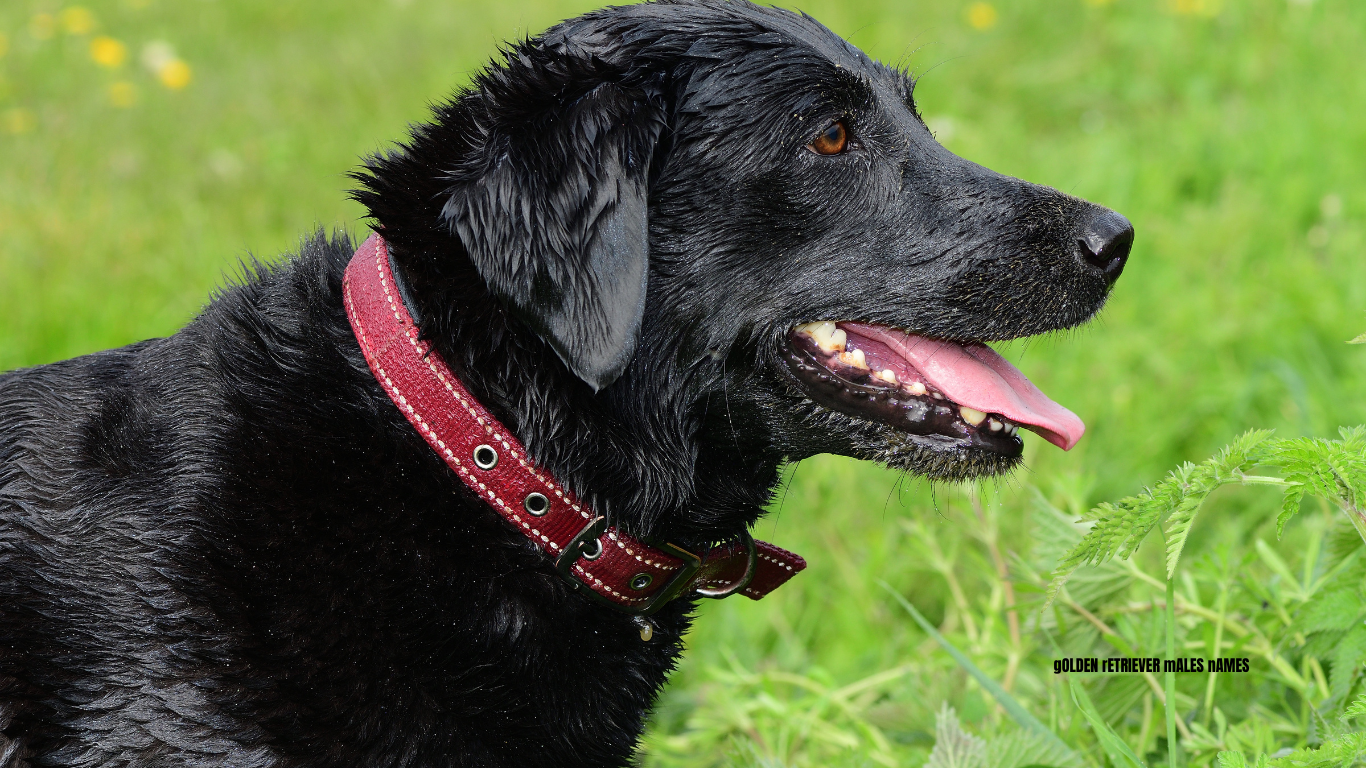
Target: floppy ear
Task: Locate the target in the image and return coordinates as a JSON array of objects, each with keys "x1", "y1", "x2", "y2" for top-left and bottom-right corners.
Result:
[{"x1": 441, "y1": 78, "x2": 667, "y2": 392}]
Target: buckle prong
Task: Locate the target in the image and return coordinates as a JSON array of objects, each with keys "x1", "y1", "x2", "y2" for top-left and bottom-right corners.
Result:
[{"x1": 695, "y1": 530, "x2": 757, "y2": 599}]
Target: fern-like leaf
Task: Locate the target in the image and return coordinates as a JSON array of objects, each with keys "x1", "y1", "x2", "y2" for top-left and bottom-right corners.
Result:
[
  {"x1": 1343, "y1": 692, "x2": 1366, "y2": 722},
  {"x1": 1267, "y1": 730, "x2": 1366, "y2": 766},
  {"x1": 1269, "y1": 426, "x2": 1366, "y2": 540},
  {"x1": 1047, "y1": 430, "x2": 1275, "y2": 599}
]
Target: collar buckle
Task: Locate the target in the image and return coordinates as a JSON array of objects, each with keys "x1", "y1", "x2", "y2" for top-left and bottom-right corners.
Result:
[
  {"x1": 554, "y1": 516, "x2": 703, "y2": 616},
  {"x1": 694, "y1": 529, "x2": 757, "y2": 599}
]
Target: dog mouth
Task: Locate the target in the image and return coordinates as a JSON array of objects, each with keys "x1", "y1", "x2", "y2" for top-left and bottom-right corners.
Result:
[{"x1": 781, "y1": 321, "x2": 1084, "y2": 456}]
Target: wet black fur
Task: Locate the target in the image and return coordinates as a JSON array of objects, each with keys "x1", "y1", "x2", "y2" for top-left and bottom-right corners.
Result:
[{"x1": 0, "y1": 2, "x2": 1129, "y2": 765}]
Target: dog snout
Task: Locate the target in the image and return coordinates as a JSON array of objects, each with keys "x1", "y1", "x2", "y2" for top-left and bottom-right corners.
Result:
[{"x1": 1076, "y1": 209, "x2": 1134, "y2": 285}]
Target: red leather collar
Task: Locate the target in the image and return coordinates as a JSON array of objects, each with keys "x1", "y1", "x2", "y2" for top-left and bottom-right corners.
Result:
[{"x1": 343, "y1": 233, "x2": 804, "y2": 615}]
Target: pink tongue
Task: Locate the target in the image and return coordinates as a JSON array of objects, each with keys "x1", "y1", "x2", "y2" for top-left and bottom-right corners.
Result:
[{"x1": 841, "y1": 323, "x2": 1085, "y2": 450}]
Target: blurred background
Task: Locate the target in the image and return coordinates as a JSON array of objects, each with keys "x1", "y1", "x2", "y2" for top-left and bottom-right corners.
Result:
[{"x1": 2, "y1": 0, "x2": 1363, "y2": 765}]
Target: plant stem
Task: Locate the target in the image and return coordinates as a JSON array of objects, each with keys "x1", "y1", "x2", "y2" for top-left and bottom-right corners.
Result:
[
  {"x1": 1139, "y1": 669, "x2": 1194, "y2": 740},
  {"x1": 1138, "y1": 692, "x2": 1154, "y2": 758},
  {"x1": 1202, "y1": 570, "x2": 1231, "y2": 729},
  {"x1": 1341, "y1": 499, "x2": 1366, "y2": 548},
  {"x1": 1163, "y1": 525, "x2": 1180, "y2": 768},
  {"x1": 1232, "y1": 474, "x2": 1296, "y2": 487}
]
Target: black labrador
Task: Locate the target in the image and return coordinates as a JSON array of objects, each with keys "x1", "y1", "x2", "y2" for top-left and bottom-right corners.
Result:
[{"x1": 0, "y1": 1, "x2": 1132, "y2": 766}]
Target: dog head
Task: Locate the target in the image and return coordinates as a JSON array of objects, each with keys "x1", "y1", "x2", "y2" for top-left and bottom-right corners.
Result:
[{"x1": 355, "y1": 0, "x2": 1133, "y2": 532}]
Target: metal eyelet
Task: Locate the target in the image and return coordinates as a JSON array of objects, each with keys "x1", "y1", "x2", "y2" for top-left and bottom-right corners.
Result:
[
  {"x1": 524, "y1": 492, "x2": 549, "y2": 517},
  {"x1": 581, "y1": 538, "x2": 603, "y2": 561},
  {"x1": 629, "y1": 573, "x2": 653, "y2": 591},
  {"x1": 472, "y1": 444, "x2": 498, "y2": 470}
]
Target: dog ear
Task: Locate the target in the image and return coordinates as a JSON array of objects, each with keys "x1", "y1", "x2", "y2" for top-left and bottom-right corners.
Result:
[{"x1": 441, "y1": 78, "x2": 667, "y2": 392}]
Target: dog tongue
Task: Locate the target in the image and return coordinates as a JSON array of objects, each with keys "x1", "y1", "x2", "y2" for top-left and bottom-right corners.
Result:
[{"x1": 840, "y1": 323, "x2": 1085, "y2": 450}]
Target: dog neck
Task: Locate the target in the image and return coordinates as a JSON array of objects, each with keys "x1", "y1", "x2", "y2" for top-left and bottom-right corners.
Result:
[
  {"x1": 343, "y1": 232, "x2": 804, "y2": 614},
  {"x1": 364, "y1": 224, "x2": 783, "y2": 550}
]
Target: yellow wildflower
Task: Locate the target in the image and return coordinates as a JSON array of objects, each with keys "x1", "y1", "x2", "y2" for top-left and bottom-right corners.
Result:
[
  {"x1": 4, "y1": 108, "x2": 35, "y2": 135},
  {"x1": 90, "y1": 36, "x2": 127, "y2": 68},
  {"x1": 141, "y1": 40, "x2": 192, "y2": 89},
  {"x1": 60, "y1": 7, "x2": 97, "y2": 36},
  {"x1": 966, "y1": 2, "x2": 999, "y2": 30},
  {"x1": 158, "y1": 59, "x2": 192, "y2": 90},
  {"x1": 109, "y1": 81, "x2": 136, "y2": 108},
  {"x1": 29, "y1": 13, "x2": 57, "y2": 41}
]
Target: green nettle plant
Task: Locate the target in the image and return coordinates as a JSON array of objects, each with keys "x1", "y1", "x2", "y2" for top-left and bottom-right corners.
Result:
[
  {"x1": 893, "y1": 425, "x2": 1366, "y2": 768},
  {"x1": 1043, "y1": 426, "x2": 1366, "y2": 767}
]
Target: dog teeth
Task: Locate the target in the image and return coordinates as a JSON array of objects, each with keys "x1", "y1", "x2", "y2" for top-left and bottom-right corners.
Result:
[
  {"x1": 877, "y1": 369, "x2": 898, "y2": 384},
  {"x1": 838, "y1": 348, "x2": 869, "y2": 370},
  {"x1": 931, "y1": 391, "x2": 944, "y2": 400},
  {"x1": 906, "y1": 381, "x2": 927, "y2": 396},
  {"x1": 986, "y1": 416, "x2": 1020, "y2": 436},
  {"x1": 796, "y1": 321, "x2": 847, "y2": 353},
  {"x1": 959, "y1": 407, "x2": 987, "y2": 426}
]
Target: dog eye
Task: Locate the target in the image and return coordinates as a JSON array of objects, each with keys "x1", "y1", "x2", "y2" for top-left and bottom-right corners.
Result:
[{"x1": 808, "y1": 120, "x2": 849, "y2": 155}]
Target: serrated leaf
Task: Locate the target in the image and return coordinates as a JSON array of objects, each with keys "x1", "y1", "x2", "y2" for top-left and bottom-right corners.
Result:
[
  {"x1": 1217, "y1": 752, "x2": 1249, "y2": 768},
  {"x1": 1276, "y1": 484, "x2": 1306, "y2": 538},
  {"x1": 984, "y1": 728, "x2": 1084, "y2": 768},
  {"x1": 1305, "y1": 628, "x2": 1347, "y2": 662},
  {"x1": 1330, "y1": 623, "x2": 1366, "y2": 702},
  {"x1": 1298, "y1": 589, "x2": 1366, "y2": 634},
  {"x1": 1164, "y1": 492, "x2": 1206, "y2": 579},
  {"x1": 1343, "y1": 692, "x2": 1366, "y2": 721},
  {"x1": 1350, "y1": 332, "x2": 1366, "y2": 344},
  {"x1": 925, "y1": 703, "x2": 987, "y2": 768}
]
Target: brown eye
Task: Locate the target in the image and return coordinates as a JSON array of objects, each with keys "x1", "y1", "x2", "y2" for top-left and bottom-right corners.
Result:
[{"x1": 808, "y1": 120, "x2": 849, "y2": 155}]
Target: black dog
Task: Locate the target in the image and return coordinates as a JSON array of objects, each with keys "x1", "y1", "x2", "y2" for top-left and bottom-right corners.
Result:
[{"x1": 0, "y1": 1, "x2": 1132, "y2": 765}]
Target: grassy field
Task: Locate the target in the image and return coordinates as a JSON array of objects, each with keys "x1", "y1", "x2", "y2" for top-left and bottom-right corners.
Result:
[{"x1": 3, "y1": 0, "x2": 1365, "y2": 765}]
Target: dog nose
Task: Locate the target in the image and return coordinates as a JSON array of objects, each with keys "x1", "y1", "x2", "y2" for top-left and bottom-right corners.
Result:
[{"x1": 1076, "y1": 210, "x2": 1134, "y2": 284}]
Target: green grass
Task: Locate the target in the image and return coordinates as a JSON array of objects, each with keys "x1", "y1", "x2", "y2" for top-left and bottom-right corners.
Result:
[{"x1": 3, "y1": 0, "x2": 1365, "y2": 765}]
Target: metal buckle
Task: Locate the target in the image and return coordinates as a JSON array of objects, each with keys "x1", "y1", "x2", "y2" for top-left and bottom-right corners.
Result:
[
  {"x1": 695, "y1": 529, "x2": 757, "y2": 599},
  {"x1": 554, "y1": 517, "x2": 702, "y2": 616}
]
